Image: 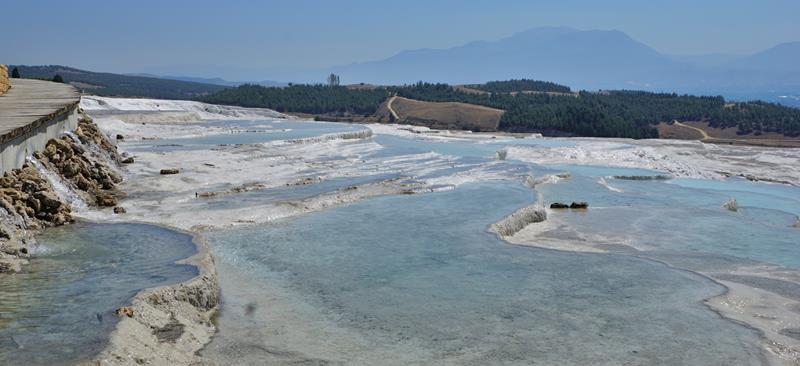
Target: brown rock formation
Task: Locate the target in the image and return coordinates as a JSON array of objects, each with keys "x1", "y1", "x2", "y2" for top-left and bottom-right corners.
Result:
[
  {"x1": 0, "y1": 114, "x2": 124, "y2": 272},
  {"x1": 0, "y1": 64, "x2": 10, "y2": 95}
]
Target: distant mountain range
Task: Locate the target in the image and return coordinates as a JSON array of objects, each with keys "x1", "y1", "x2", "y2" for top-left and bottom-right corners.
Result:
[
  {"x1": 10, "y1": 28, "x2": 800, "y2": 107},
  {"x1": 125, "y1": 74, "x2": 287, "y2": 88},
  {"x1": 323, "y1": 26, "x2": 800, "y2": 106}
]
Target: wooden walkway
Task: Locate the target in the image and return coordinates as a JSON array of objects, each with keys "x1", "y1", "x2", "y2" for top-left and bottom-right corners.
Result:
[{"x1": 0, "y1": 79, "x2": 80, "y2": 144}]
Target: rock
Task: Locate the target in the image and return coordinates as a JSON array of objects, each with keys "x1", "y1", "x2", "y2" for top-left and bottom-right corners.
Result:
[
  {"x1": 96, "y1": 192, "x2": 118, "y2": 207},
  {"x1": 43, "y1": 143, "x2": 58, "y2": 159},
  {"x1": 0, "y1": 259, "x2": 23, "y2": 273},
  {"x1": 570, "y1": 202, "x2": 589, "y2": 209},
  {"x1": 550, "y1": 202, "x2": 569, "y2": 209},
  {"x1": 62, "y1": 160, "x2": 81, "y2": 178},
  {"x1": 723, "y1": 198, "x2": 738, "y2": 212},
  {"x1": 1, "y1": 241, "x2": 22, "y2": 255},
  {"x1": 75, "y1": 174, "x2": 91, "y2": 190},
  {"x1": 21, "y1": 179, "x2": 41, "y2": 193},
  {"x1": 113, "y1": 206, "x2": 126, "y2": 214},
  {"x1": 100, "y1": 179, "x2": 115, "y2": 190},
  {"x1": 121, "y1": 157, "x2": 134, "y2": 164},
  {"x1": 52, "y1": 213, "x2": 71, "y2": 225},
  {"x1": 0, "y1": 176, "x2": 15, "y2": 188},
  {"x1": 0, "y1": 196, "x2": 15, "y2": 213},
  {"x1": 116, "y1": 134, "x2": 125, "y2": 140},
  {"x1": 108, "y1": 171, "x2": 123, "y2": 184},
  {"x1": 34, "y1": 191, "x2": 63, "y2": 212},
  {"x1": 47, "y1": 139, "x2": 74, "y2": 160},
  {"x1": 491, "y1": 204, "x2": 547, "y2": 237},
  {"x1": 27, "y1": 197, "x2": 41, "y2": 212},
  {"x1": 17, "y1": 167, "x2": 45, "y2": 184},
  {"x1": 70, "y1": 143, "x2": 85, "y2": 155},
  {"x1": 115, "y1": 306, "x2": 134, "y2": 318},
  {"x1": 160, "y1": 168, "x2": 179, "y2": 175}
]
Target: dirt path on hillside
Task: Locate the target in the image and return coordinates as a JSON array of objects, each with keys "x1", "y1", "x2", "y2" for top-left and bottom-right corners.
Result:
[
  {"x1": 673, "y1": 121, "x2": 710, "y2": 140},
  {"x1": 386, "y1": 95, "x2": 400, "y2": 120}
]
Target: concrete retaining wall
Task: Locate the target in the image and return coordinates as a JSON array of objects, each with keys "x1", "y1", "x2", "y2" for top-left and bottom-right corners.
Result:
[
  {"x1": 0, "y1": 107, "x2": 79, "y2": 173},
  {"x1": 0, "y1": 65, "x2": 10, "y2": 95},
  {"x1": 0, "y1": 77, "x2": 81, "y2": 174}
]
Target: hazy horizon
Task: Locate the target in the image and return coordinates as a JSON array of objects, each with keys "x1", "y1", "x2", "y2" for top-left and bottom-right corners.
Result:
[{"x1": 6, "y1": 0, "x2": 800, "y2": 81}]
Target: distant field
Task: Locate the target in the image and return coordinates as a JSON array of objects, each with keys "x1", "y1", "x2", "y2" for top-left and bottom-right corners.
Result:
[
  {"x1": 383, "y1": 96, "x2": 504, "y2": 131},
  {"x1": 657, "y1": 121, "x2": 800, "y2": 147}
]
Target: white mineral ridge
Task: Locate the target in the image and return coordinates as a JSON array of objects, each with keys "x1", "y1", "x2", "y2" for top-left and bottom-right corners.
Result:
[
  {"x1": 80, "y1": 96, "x2": 288, "y2": 120},
  {"x1": 506, "y1": 138, "x2": 800, "y2": 185}
]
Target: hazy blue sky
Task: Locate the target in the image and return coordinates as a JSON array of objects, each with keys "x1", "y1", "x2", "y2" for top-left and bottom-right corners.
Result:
[{"x1": 6, "y1": 0, "x2": 800, "y2": 79}]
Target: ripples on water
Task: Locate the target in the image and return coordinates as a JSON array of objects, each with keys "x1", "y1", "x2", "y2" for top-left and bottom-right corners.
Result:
[
  {"x1": 0, "y1": 222, "x2": 197, "y2": 366},
  {"x1": 203, "y1": 183, "x2": 764, "y2": 365}
]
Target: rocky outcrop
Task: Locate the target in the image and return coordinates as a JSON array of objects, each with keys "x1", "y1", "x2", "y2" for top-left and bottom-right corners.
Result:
[
  {"x1": 35, "y1": 113, "x2": 122, "y2": 196},
  {"x1": 491, "y1": 201, "x2": 548, "y2": 237},
  {"x1": 0, "y1": 113, "x2": 123, "y2": 273},
  {"x1": 550, "y1": 201, "x2": 589, "y2": 209},
  {"x1": 160, "y1": 168, "x2": 179, "y2": 175},
  {"x1": 496, "y1": 149, "x2": 508, "y2": 161},
  {"x1": 89, "y1": 235, "x2": 219, "y2": 366},
  {"x1": 0, "y1": 163, "x2": 74, "y2": 272},
  {"x1": 286, "y1": 129, "x2": 373, "y2": 144},
  {"x1": 723, "y1": 198, "x2": 738, "y2": 212},
  {"x1": 570, "y1": 201, "x2": 589, "y2": 209},
  {"x1": 0, "y1": 64, "x2": 10, "y2": 95}
]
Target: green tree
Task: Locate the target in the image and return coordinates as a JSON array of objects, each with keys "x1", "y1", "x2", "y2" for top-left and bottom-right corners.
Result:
[
  {"x1": 11, "y1": 67, "x2": 20, "y2": 78},
  {"x1": 52, "y1": 74, "x2": 64, "y2": 83},
  {"x1": 327, "y1": 73, "x2": 340, "y2": 87}
]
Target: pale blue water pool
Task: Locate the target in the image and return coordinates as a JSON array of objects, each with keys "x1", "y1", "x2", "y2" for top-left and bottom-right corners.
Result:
[
  {"x1": 537, "y1": 168, "x2": 800, "y2": 269},
  {"x1": 11, "y1": 118, "x2": 793, "y2": 365},
  {"x1": 0, "y1": 222, "x2": 198, "y2": 366},
  {"x1": 126, "y1": 119, "x2": 366, "y2": 152},
  {"x1": 203, "y1": 182, "x2": 764, "y2": 365}
]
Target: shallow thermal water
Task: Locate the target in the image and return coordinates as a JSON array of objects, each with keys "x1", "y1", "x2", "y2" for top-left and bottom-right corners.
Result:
[
  {"x1": 536, "y1": 169, "x2": 800, "y2": 269},
  {"x1": 31, "y1": 115, "x2": 794, "y2": 365},
  {"x1": 125, "y1": 119, "x2": 366, "y2": 152},
  {"x1": 202, "y1": 183, "x2": 764, "y2": 365},
  {"x1": 0, "y1": 222, "x2": 197, "y2": 366}
]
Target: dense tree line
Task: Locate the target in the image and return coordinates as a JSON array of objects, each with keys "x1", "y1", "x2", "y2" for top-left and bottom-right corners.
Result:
[
  {"x1": 203, "y1": 81, "x2": 800, "y2": 138},
  {"x1": 203, "y1": 84, "x2": 390, "y2": 115},
  {"x1": 467, "y1": 79, "x2": 571, "y2": 94},
  {"x1": 391, "y1": 83, "x2": 800, "y2": 137}
]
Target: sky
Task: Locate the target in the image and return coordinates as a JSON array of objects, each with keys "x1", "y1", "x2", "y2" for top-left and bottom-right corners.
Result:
[{"x1": 5, "y1": 0, "x2": 800, "y2": 80}]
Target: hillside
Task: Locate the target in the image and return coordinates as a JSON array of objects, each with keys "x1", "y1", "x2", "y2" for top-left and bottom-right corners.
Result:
[
  {"x1": 10, "y1": 65, "x2": 227, "y2": 99},
  {"x1": 380, "y1": 96, "x2": 503, "y2": 131},
  {"x1": 202, "y1": 80, "x2": 800, "y2": 140}
]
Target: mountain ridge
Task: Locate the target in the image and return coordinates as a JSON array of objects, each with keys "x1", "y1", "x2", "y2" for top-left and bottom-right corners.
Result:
[{"x1": 323, "y1": 27, "x2": 799, "y2": 105}]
